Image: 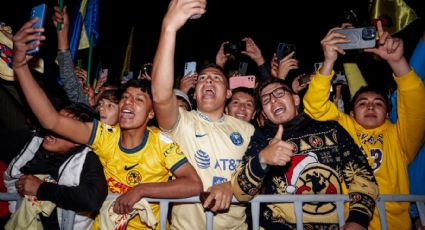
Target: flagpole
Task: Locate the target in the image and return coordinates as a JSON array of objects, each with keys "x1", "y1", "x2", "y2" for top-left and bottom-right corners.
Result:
[
  {"x1": 57, "y1": 0, "x2": 64, "y2": 30},
  {"x1": 87, "y1": 32, "x2": 94, "y2": 85}
]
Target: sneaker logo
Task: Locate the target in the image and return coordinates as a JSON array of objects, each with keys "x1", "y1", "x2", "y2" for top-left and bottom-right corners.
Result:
[{"x1": 124, "y1": 163, "x2": 139, "y2": 171}]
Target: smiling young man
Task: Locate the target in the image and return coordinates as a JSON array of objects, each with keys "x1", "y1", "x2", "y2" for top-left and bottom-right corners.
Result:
[
  {"x1": 11, "y1": 18, "x2": 202, "y2": 230},
  {"x1": 225, "y1": 87, "x2": 257, "y2": 123},
  {"x1": 151, "y1": 0, "x2": 254, "y2": 229},
  {"x1": 231, "y1": 78, "x2": 378, "y2": 229},
  {"x1": 303, "y1": 21, "x2": 425, "y2": 230}
]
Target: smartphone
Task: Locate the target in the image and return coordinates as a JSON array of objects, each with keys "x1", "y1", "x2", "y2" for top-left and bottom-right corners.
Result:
[
  {"x1": 27, "y1": 3, "x2": 47, "y2": 55},
  {"x1": 142, "y1": 63, "x2": 152, "y2": 76},
  {"x1": 229, "y1": 75, "x2": 256, "y2": 89},
  {"x1": 238, "y1": 62, "x2": 248, "y2": 75},
  {"x1": 276, "y1": 43, "x2": 296, "y2": 61},
  {"x1": 184, "y1": 61, "x2": 197, "y2": 75},
  {"x1": 335, "y1": 27, "x2": 376, "y2": 50},
  {"x1": 224, "y1": 41, "x2": 246, "y2": 55}
]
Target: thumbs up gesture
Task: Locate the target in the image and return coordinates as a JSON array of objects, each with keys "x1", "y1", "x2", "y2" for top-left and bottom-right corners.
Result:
[{"x1": 259, "y1": 125, "x2": 293, "y2": 166}]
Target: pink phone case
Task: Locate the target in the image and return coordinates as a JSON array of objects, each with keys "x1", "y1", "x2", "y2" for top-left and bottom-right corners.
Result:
[{"x1": 229, "y1": 75, "x2": 256, "y2": 89}]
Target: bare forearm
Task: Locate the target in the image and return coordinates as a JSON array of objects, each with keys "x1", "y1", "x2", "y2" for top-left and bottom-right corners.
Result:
[
  {"x1": 320, "y1": 60, "x2": 334, "y2": 76},
  {"x1": 57, "y1": 33, "x2": 69, "y2": 50},
  {"x1": 152, "y1": 27, "x2": 177, "y2": 103},
  {"x1": 389, "y1": 56, "x2": 411, "y2": 77},
  {"x1": 151, "y1": 25, "x2": 180, "y2": 129},
  {"x1": 136, "y1": 177, "x2": 202, "y2": 199}
]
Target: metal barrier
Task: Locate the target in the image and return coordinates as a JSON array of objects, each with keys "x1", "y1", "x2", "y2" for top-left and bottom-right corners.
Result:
[{"x1": 1, "y1": 193, "x2": 424, "y2": 230}]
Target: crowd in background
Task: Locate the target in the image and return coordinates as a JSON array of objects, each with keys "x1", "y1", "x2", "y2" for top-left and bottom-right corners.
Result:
[{"x1": 0, "y1": 0, "x2": 425, "y2": 229}]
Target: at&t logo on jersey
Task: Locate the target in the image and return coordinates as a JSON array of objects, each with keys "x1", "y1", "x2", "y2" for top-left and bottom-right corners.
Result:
[{"x1": 195, "y1": 149, "x2": 210, "y2": 169}]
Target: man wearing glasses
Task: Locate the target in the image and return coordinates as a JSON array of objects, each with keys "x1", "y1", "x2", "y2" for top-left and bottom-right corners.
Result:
[{"x1": 231, "y1": 78, "x2": 378, "y2": 229}]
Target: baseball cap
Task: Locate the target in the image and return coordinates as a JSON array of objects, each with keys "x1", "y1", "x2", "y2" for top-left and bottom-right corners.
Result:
[{"x1": 173, "y1": 89, "x2": 192, "y2": 110}]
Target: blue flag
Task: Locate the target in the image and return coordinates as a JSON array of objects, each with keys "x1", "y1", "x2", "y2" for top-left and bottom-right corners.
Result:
[{"x1": 68, "y1": 0, "x2": 100, "y2": 61}]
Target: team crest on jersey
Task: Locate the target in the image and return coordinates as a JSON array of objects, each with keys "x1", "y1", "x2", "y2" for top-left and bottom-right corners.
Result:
[
  {"x1": 289, "y1": 164, "x2": 340, "y2": 215},
  {"x1": 308, "y1": 135, "x2": 323, "y2": 148},
  {"x1": 126, "y1": 170, "x2": 142, "y2": 185},
  {"x1": 195, "y1": 150, "x2": 210, "y2": 169},
  {"x1": 272, "y1": 152, "x2": 341, "y2": 216},
  {"x1": 230, "y1": 132, "x2": 244, "y2": 146}
]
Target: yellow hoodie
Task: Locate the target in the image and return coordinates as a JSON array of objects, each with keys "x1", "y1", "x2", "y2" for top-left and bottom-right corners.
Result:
[{"x1": 303, "y1": 70, "x2": 425, "y2": 230}]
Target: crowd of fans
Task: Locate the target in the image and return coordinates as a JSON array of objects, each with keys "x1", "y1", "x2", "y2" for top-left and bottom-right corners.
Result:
[{"x1": 0, "y1": 0, "x2": 424, "y2": 229}]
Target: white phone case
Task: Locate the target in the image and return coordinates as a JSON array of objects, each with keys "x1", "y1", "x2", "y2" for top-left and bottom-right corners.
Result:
[{"x1": 184, "y1": 61, "x2": 197, "y2": 75}]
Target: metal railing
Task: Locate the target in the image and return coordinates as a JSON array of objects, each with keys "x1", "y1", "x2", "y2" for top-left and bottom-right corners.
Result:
[{"x1": 1, "y1": 193, "x2": 424, "y2": 230}]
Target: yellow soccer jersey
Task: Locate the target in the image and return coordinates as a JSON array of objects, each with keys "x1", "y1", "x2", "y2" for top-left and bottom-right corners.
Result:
[
  {"x1": 168, "y1": 108, "x2": 254, "y2": 230},
  {"x1": 89, "y1": 120, "x2": 188, "y2": 230}
]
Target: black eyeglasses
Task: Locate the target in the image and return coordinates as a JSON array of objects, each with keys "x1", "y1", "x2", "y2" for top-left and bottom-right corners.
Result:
[{"x1": 260, "y1": 87, "x2": 289, "y2": 105}]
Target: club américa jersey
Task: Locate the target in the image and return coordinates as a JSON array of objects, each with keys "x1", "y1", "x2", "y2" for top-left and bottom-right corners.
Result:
[
  {"x1": 88, "y1": 119, "x2": 187, "y2": 230},
  {"x1": 167, "y1": 108, "x2": 254, "y2": 230}
]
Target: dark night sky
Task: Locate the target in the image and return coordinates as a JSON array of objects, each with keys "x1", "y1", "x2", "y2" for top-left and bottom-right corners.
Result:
[{"x1": 2, "y1": 0, "x2": 424, "y2": 87}]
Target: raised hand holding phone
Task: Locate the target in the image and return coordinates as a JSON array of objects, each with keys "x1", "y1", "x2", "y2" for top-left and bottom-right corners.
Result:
[
  {"x1": 277, "y1": 51, "x2": 298, "y2": 80},
  {"x1": 259, "y1": 125, "x2": 293, "y2": 166},
  {"x1": 12, "y1": 19, "x2": 46, "y2": 69},
  {"x1": 189, "y1": 0, "x2": 207, "y2": 19},
  {"x1": 276, "y1": 42, "x2": 296, "y2": 61},
  {"x1": 179, "y1": 72, "x2": 197, "y2": 94}
]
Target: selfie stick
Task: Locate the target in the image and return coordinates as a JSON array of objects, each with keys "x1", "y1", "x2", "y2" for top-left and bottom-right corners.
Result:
[{"x1": 57, "y1": 0, "x2": 64, "y2": 30}]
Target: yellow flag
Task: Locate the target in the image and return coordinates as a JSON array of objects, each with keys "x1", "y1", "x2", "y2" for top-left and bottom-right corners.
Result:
[
  {"x1": 121, "y1": 26, "x2": 134, "y2": 80},
  {"x1": 343, "y1": 63, "x2": 367, "y2": 99},
  {"x1": 369, "y1": 0, "x2": 418, "y2": 34},
  {"x1": 78, "y1": 0, "x2": 89, "y2": 50}
]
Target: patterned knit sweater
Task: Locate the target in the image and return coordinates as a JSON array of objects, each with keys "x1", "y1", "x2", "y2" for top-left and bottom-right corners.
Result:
[{"x1": 231, "y1": 113, "x2": 378, "y2": 229}]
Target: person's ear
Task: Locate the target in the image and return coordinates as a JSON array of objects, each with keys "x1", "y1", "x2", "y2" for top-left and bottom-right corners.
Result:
[
  {"x1": 292, "y1": 94, "x2": 300, "y2": 107},
  {"x1": 148, "y1": 110, "x2": 155, "y2": 120},
  {"x1": 226, "y1": 89, "x2": 232, "y2": 99},
  {"x1": 350, "y1": 110, "x2": 355, "y2": 118}
]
